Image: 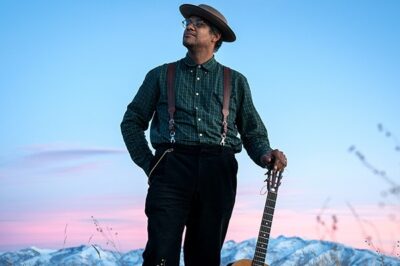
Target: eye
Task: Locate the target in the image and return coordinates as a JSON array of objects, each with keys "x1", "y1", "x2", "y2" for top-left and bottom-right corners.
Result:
[
  {"x1": 194, "y1": 20, "x2": 206, "y2": 27},
  {"x1": 182, "y1": 19, "x2": 207, "y2": 28}
]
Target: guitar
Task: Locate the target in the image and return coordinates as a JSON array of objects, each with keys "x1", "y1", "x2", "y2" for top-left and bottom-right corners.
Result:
[{"x1": 227, "y1": 169, "x2": 283, "y2": 266}]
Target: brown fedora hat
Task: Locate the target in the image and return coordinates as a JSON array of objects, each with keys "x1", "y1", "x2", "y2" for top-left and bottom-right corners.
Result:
[{"x1": 179, "y1": 4, "x2": 236, "y2": 42}]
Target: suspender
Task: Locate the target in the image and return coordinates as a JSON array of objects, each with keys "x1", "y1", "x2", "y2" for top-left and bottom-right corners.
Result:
[
  {"x1": 221, "y1": 66, "x2": 231, "y2": 145},
  {"x1": 166, "y1": 62, "x2": 231, "y2": 145},
  {"x1": 167, "y1": 63, "x2": 176, "y2": 143}
]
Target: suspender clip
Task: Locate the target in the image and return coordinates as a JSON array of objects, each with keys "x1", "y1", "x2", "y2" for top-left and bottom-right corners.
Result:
[
  {"x1": 220, "y1": 136, "x2": 226, "y2": 146},
  {"x1": 170, "y1": 131, "x2": 176, "y2": 143}
]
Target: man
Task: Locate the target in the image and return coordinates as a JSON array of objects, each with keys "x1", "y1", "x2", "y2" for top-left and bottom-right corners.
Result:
[{"x1": 121, "y1": 4, "x2": 287, "y2": 266}]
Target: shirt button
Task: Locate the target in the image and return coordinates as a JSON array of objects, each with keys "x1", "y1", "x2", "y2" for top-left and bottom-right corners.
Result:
[
  {"x1": 196, "y1": 77, "x2": 200, "y2": 81},
  {"x1": 198, "y1": 118, "x2": 201, "y2": 121},
  {"x1": 197, "y1": 65, "x2": 201, "y2": 68},
  {"x1": 195, "y1": 106, "x2": 198, "y2": 110},
  {"x1": 190, "y1": 70, "x2": 193, "y2": 73},
  {"x1": 195, "y1": 92, "x2": 199, "y2": 96},
  {"x1": 199, "y1": 133, "x2": 203, "y2": 137}
]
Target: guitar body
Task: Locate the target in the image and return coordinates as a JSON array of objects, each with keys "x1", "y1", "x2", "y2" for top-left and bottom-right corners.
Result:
[{"x1": 227, "y1": 259, "x2": 268, "y2": 266}]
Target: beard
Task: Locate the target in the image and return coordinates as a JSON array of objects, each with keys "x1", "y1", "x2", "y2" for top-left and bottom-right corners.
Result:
[{"x1": 182, "y1": 37, "x2": 194, "y2": 50}]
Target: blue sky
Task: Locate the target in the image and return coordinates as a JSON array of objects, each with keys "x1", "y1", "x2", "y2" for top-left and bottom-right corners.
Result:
[{"x1": 0, "y1": 0, "x2": 399, "y2": 253}]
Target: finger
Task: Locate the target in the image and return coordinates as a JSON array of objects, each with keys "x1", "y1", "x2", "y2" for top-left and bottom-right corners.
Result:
[
  {"x1": 276, "y1": 152, "x2": 287, "y2": 167},
  {"x1": 282, "y1": 156, "x2": 287, "y2": 167},
  {"x1": 273, "y1": 159, "x2": 283, "y2": 170},
  {"x1": 274, "y1": 158, "x2": 286, "y2": 171}
]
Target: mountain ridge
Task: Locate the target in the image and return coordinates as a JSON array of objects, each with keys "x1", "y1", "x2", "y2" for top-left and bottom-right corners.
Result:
[{"x1": 1, "y1": 235, "x2": 399, "y2": 265}]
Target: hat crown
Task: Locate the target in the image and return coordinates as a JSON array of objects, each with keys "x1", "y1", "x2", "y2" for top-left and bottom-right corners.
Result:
[{"x1": 197, "y1": 4, "x2": 228, "y2": 24}]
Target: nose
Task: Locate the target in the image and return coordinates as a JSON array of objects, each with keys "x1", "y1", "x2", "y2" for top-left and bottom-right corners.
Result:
[{"x1": 185, "y1": 21, "x2": 195, "y2": 31}]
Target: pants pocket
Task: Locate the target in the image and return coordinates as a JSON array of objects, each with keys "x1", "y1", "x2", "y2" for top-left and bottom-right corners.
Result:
[{"x1": 148, "y1": 148, "x2": 174, "y2": 184}]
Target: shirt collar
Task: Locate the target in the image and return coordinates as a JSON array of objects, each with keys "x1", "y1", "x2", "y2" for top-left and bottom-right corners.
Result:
[{"x1": 183, "y1": 53, "x2": 217, "y2": 71}]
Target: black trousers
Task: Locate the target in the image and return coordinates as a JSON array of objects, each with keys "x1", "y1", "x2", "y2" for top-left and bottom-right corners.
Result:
[{"x1": 142, "y1": 145, "x2": 238, "y2": 266}]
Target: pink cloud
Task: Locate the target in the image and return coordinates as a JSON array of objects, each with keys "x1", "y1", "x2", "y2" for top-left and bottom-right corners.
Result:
[
  {"x1": 0, "y1": 191, "x2": 398, "y2": 256},
  {"x1": 0, "y1": 207, "x2": 148, "y2": 252}
]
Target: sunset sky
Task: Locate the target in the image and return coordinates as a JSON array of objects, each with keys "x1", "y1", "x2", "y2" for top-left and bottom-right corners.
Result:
[{"x1": 1, "y1": 0, "x2": 399, "y2": 256}]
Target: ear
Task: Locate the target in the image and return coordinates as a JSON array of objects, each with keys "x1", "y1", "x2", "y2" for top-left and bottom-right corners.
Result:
[{"x1": 212, "y1": 32, "x2": 222, "y2": 43}]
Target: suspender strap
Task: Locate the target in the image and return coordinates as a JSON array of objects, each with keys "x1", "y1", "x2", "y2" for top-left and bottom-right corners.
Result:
[
  {"x1": 166, "y1": 63, "x2": 232, "y2": 145},
  {"x1": 167, "y1": 63, "x2": 177, "y2": 143},
  {"x1": 221, "y1": 66, "x2": 231, "y2": 146}
]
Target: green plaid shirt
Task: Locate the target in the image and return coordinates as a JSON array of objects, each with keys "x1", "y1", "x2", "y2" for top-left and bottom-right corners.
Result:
[{"x1": 121, "y1": 54, "x2": 272, "y2": 175}]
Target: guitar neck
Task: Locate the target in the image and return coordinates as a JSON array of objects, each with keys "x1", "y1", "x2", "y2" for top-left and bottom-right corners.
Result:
[{"x1": 252, "y1": 191, "x2": 277, "y2": 266}]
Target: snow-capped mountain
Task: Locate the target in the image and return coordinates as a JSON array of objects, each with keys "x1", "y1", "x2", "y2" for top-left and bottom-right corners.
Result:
[
  {"x1": 222, "y1": 236, "x2": 400, "y2": 265},
  {"x1": 1, "y1": 236, "x2": 399, "y2": 265}
]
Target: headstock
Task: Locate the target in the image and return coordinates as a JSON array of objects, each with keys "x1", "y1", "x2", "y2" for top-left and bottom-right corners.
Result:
[{"x1": 264, "y1": 169, "x2": 283, "y2": 193}]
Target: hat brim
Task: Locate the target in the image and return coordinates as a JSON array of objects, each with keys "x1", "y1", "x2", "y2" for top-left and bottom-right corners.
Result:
[{"x1": 180, "y1": 4, "x2": 236, "y2": 42}]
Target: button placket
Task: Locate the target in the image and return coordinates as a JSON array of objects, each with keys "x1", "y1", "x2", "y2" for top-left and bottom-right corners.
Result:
[{"x1": 193, "y1": 66, "x2": 202, "y2": 141}]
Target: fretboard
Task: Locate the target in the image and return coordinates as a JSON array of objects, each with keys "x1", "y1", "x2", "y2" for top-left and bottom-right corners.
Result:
[{"x1": 252, "y1": 191, "x2": 277, "y2": 266}]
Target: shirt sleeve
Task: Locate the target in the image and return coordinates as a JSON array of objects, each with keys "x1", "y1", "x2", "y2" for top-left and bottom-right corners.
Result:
[
  {"x1": 235, "y1": 74, "x2": 273, "y2": 168},
  {"x1": 120, "y1": 67, "x2": 161, "y2": 176}
]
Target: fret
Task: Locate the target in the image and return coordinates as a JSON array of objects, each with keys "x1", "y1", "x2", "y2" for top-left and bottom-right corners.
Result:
[
  {"x1": 255, "y1": 243, "x2": 268, "y2": 252},
  {"x1": 252, "y1": 256, "x2": 266, "y2": 266},
  {"x1": 266, "y1": 196, "x2": 276, "y2": 202},
  {"x1": 257, "y1": 236, "x2": 266, "y2": 241},
  {"x1": 261, "y1": 219, "x2": 273, "y2": 226},
  {"x1": 265, "y1": 201, "x2": 276, "y2": 209},
  {"x1": 259, "y1": 230, "x2": 270, "y2": 236},
  {"x1": 267, "y1": 198, "x2": 276, "y2": 205},
  {"x1": 256, "y1": 238, "x2": 270, "y2": 244},
  {"x1": 261, "y1": 217, "x2": 271, "y2": 223},
  {"x1": 261, "y1": 218, "x2": 273, "y2": 225},
  {"x1": 255, "y1": 242, "x2": 268, "y2": 250},
  {"x1": 263, "y1": 208, "x2": 275, "y2": 215},
  {"x1": 262, "y1": 217, "x2": 273, "y2": 224},
  {"x1": 259, "y1": 225, "x2": 271, "y2": 232},
  {"x1": 253, "y1": 253, "x2": 267, "y2": 265},
  {"x1": 261, "y1": 217, "x2": 272, "y2": 223},
  {"x1": 253, "y1": 254, "x2": 265, "y2": 261},
  {"x1": 252, "y1": 261, "x2": 265, "y2": 266},
  {"x1": 262, "y1": 215, "x2": 272, "y2": 219},
  {"x1": 264, "y1": 210, "x2": 275, "y2": 216},
  {"x1": 256, "y1": 239, "x2": 267, "y2": 245},
  {"x1": 254, "y1": 248, "x2": 266, "y2": 255},
  {"x1": 265, "y1": 205, "x2": 276, "y2": 210},
  {"x1": 254, "y1": 253, "x2": 267, "y2": 260},
  {"x1": 260, "y1": 222, "x2": 271, "y2": 227},
  {"x1": 257, "y1": 234, "x2": 270, "y2": 240},
  {"x1": 258, "y1": 234, "x2": 270, "y2": 240},
  {"x1": 265, "y1": 206, "x2": 275, "y2": 211},
  {"x1": 254, "y1": 248, "x2": 269, "y2": 258},
  {"x1": 254, "y1": 249, "x2": 266, "y2": 257},
  {"x1": 263, "y1": 213, "x2": 273, "y2": 220},
  {"x1": 261, "y1": 227, "x2": 271, "y2": 233},
  {"x1": 256, "y1": 243, "x2": 268, "y2": 249}
]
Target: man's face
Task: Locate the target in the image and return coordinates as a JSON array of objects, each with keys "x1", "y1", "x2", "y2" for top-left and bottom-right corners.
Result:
[{"x1": 182, "y1": 16, "x2": 220, "y2": 51}]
